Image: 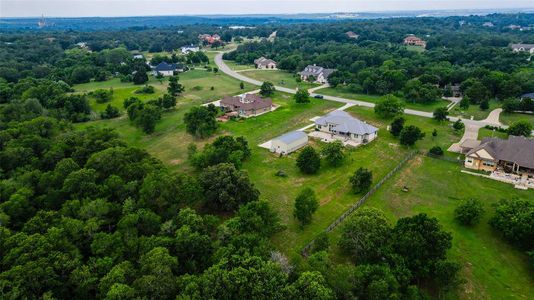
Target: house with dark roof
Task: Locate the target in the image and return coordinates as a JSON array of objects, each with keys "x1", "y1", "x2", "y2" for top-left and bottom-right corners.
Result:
[
  {"x1": 298, "y1": 65, "x2": 336, "y2": 84},
  {"x1": 254, "y1": 57, "x2": 277, "y2": 69},
  {"x1": 521, "y1": 93, "x2": 534, "y2": 100},
  {"x1": 465, "y1": 136, "x2": 534, "y2": 175},
  {"x1": 314, "y1": 110, "x2": 378, "y2": 144},
  {"x1": 220, "y1": 94, "x2": 273, "y2": 117},
  {"x1": 152, "y1": 62, "x2": 182, "y2": 76},
  {"x1": 270, "y1": 131, "x2": 308, "y2": 155},
  {"x1": 511, "y1": 44, "x2": 534, "y2": 54}
]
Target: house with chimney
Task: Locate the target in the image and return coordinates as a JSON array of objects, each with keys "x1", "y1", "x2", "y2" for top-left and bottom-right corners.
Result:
[
  {"x1": 298, "y1": 65, "x2": 336, "y2": 84},
  {"x1": 220, "y1": 94, "x2": 273, "y2": 117}
]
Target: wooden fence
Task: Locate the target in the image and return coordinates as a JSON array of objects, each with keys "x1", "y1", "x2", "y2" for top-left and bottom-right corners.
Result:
[{"x1": 301, "y1": 150, "x2": 418, "y2": 257}]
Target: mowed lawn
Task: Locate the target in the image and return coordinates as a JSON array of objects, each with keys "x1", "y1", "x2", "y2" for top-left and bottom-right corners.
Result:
[
  {"x1": 500, "y1": 111, "x2": 534, "y2": 127},
  {"x1": 73, "y1": 70, "x2": 254, "y2": 114},
  {"x1": 326, "y1": 157, "x2": 534, "y2": 300},
  {"x1": 450, "y1": 99, "x2": 501, "y2": 120},
  {"x1": 223, "y1": 59, "x2": 255, "y2": 71},
  {"x1": 316, "y1": 86, "x2": 450, "y2": 113},
  {"x1": 239, "y1": 69, "x2": 318, "y2": 90}
]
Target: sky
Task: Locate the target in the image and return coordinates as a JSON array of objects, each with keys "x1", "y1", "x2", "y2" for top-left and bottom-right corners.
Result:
[{"x1": 0, "y1": 0, "x2": 533, "y2": 17}]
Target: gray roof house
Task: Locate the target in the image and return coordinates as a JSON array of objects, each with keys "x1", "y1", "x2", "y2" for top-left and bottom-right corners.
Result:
[
  {"x1": 254, "y1": 57, "x2": 277, "y2": 69},
  {"x1": 298, "y1": 65, "x2": 336, "y2": 84},
  {"x1": 510, "y1": 44, "x2": 534, "y2": 53},
  {"x1": 152, "y1": 62, "x2": 184, "y2": 76},
  {"x1": 521, "y1": 93, "x2": 534, "y2": 100},
  {"x1": 465, "y1": 136, "x2": 534, "y2": 174},
  {"x1": 270, "y1": 131, "x2": 308, "y2": 155},
  {"x1": 314, "y1": 110, "x2": 378, "y2": 145}
]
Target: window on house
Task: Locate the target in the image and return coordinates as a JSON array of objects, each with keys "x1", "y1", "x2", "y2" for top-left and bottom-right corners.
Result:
[{"x1": 483, "y1": 161, "x2": 495, "y2": 167}]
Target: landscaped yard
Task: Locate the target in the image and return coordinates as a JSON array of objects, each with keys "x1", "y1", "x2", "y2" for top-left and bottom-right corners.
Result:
[
  {"x1": 327, "y1": 157, "x2": 534, "y2": 300},
  {"x1": 478, "y1": 127, "x2": 508, "y2": 140},
  {"x1": 450, "y1": 99, "x2": 501, "y2": 120},
  {"x1": 316, "y1": 86, "x2": 450, "y2": 113},
  {"x1": 223, "y1": 59, "x2": 255, "y2": 71},
  {"x1": 500, "y1": 111, "x2": 534, "y2": 127},
  {"x1": 239, "y1": 69, "x2": 318, "y2": 90}
]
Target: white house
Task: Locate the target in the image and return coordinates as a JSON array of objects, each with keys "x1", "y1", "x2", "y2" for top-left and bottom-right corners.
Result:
[
  {"x1": 181, "y1": 45, "x2": 200, "y2": 54},
  {"x1": 270, "y1": 131, "x2": 308, "y2": 155},
  {"x1": 314, "y1": 110, "x2": 378, "y2": 144},
  {"x1": 254, "y1": 57, "x2": 277, "y2": 69},
  {"x1": 298, "y1": 65, "x2": 336, "y2": 84},
  {"x1": 511, "y1": 44, "x2": 534, "y2": 54},
  {"x1": 133, "y1": 54, "x2": 144, "y2": 60}
]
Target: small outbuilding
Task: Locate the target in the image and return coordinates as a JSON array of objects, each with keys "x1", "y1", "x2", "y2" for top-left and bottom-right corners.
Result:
[{"x1": 270, "y1": 131, "x2": 308, "y2": 155}]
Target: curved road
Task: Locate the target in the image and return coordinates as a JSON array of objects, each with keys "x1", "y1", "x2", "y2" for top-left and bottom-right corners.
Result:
[{"x1": 214, "y1": 51, "x2": 507, "y2": 129}]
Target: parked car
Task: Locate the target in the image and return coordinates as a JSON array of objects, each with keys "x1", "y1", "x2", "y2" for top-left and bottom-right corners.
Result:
[{"x1": 314, "y1": 94, "x2": 324, "y2": 99}]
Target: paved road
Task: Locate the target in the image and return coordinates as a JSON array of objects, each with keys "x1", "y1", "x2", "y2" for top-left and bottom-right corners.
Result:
[{"x1": 214, "y1": 51, "x2": 507, "y2": 128}]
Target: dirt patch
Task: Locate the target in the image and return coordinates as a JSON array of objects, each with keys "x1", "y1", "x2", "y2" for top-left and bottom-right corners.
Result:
[{"x1": 169, "y1": 159, "x2": 183, "y2": 165}]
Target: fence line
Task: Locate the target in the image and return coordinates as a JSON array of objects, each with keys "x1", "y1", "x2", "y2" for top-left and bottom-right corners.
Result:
[{"x1": 301, "y1": 150, "x2": 418, "y2": 257}]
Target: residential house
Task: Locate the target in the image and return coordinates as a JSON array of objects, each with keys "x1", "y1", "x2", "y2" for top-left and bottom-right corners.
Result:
[
  {"x1": 270, "y1": 131, "x2": 308, "y2": 155},
  {"x1": 198, "y1": 34, "x2": 221, "y2": 44},
  {"x1": 133, "y1": 54, "x2": 144, "y2": 60},
  {"x1": 220, "y1": 94, "x2": 273, "y2": 117},
  {"x1": 403, "y1": 35, "x2": 427, "y2": 48},
  {"x1": 449, "y1": 84, "x2": 462, "y2": 98},
  {"x1": 482, "y1": 22, "x2": 494, "y2": 27},
  {"x1": 346, "y1": 31, "x2": 360, "y2": 39},
  {"x1": 298, "y1": 65, "x2": 336, "y2": 84},
  {"x1": 314, "y1": 110, "x2": 378, "y2": 144},
  {"x1": 521, "y1": 93, "x2": 534, "y2": 100},
  {"x1": 152, "y1": 62, "x2": 182, "y2": 76},
  {"x1": 464, "y1": 136, "x2": 534, "y2": 175},
  {"x1": 511, "y1": 44, "x2": 534, "y2": 54},
  {"x1": 254, "y1": 57, "x2": 277, "y2": 69},
  {"x1": 181, "y1": 45, "x2": 200, "y2": 54}
]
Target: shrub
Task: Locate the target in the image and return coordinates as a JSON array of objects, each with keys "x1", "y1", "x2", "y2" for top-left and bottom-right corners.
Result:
[
  {"x1": 293, "y1": 187, "x2": 319, "y2": 225},
  {"x1": 429, "y1": 146, "x2": 443, "y2": 156},
  {"x1": 349, "y1": 167, "x2": 372, "y2": 194},
  {"x1": 296, "y1": 146, "x2": 320, "y2": 174},
  {"x1": 454, "y1": 199, "x2": 484, "y2": 225},
  {"x1": 135, "y1": 85, "x2": 155, "y2": 94},
  {"x1": 399, "y1": 125, "x2": 425, "y2": 146}
]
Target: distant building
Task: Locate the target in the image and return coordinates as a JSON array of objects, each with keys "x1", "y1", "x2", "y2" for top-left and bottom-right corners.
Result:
[
  {"x1": 314, "y1": 110, "x2": 378, "y2": 144},
  {"x1": 298, "y1": 65, "x2": 336, "y2": 84},
  {"x1": 220, "y1": 94, "x2": 273, "y2": 117},
  {"x1": 346, "y1": 31, "x2": 360, "y2": 39},
  {"x1": 403, "y1": 35, "x2": 426, "y2": 48},
  {"x1": 510, "y1": 44, "x2": 534, "y2": 54},
  {"x1": 76, "y1": 42, "x2": 89, "y2": 49},
  {"x1": 133, "y1": 54, "x2": 144, "y2": 60},
  {"x1": 181, "y1": 45, "x2": 200, "y2": 54},
  {"x1": 270, "y1": 131, "x2": 308, "y2": 155},
  {"x1": 507, "y1": 24, "x2": 522, "y2": 30},
  {"x1": 199, "y1": 34, "x2": 221, "y2": 44},
  {"x1": 521, "y1": 93, "x2": 534, "y2": 100},
  {"x1": 482, "y1": 22, "x2": 494, "y2": 27},
  {"x1": 254, "y1": 57, "x2": 277, "y2": 69},
  {"x1": 152, "y1": 62, "x2": 182, "y2": 76}
]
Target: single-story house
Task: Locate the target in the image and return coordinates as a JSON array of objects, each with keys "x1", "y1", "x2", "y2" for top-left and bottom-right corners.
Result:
[
  {"x1": 133, "y1": 54, "x2": 144, "y2": 60},
  {"x1": 464, "y1": 136, "x2": 534, "y2": 175},
  {"x1": 403, "y1": 35, "x2": 427, "y2": 48},
  {"x1": 198, "y1": 34, "x2": 221, "y2": 44},
  {"x1": 220, "y1": 94, "x2": 273, "y2": 117},
  {"x1": 482, "y1": 22, "x2": 494, "y2": 27},
  {"x1": 346, "y1": 31, "x2": 360, "y2": 39},
  {"x1": 181, "y1": 45, "x2": 200, "y2": 54},
  {"x1": 152, "y1": 62, "x2": 184, "y2": 76},
  {"x1": 270, "y1": 131, "x2": 308, "y2": 155},
  {"x1": 254, "y1": 57, "x2": 277, "y2": 69},
  {"x1": 459, "y1": 139, "x2": 481, "y2": 154},
  {"x1": 298, "y1": 65, "x2": 336, "y2": 84},
  {"x1": 510, "y1": 44, "x2": 534, "y2": 54},
  {"x1": 315, "y1": 110, "x2": 378, "y2": 144}
]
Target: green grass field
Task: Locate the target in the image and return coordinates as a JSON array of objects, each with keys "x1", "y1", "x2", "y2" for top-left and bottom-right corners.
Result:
[
  {"x1": 223, "y1": 59, "x2": 255, "y2": 71},
  {"x1": 326, "y1": 157, "x2": 534, "y2": 299},
  {"x1": 316, "y1": 86, "x2": 450, "y2": 113},
  {"x1": 478, "y1": 127, "x2": 508, "y2": 140},
  {"x1": 450, "y1": 100, "x2": 501, "y2": 120},
  {"x1": 74, "y1": 70, "x2": 254, "y2": 115},
  {"x1": 499, "y1": 112, "x2": 534, "y2": 127},
  {"x1": 240, "y1": 70, "x2": 318, "y2": 90},
  {"x1": 405, "y1": 45, "x2": 426, "y2": 53}
]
